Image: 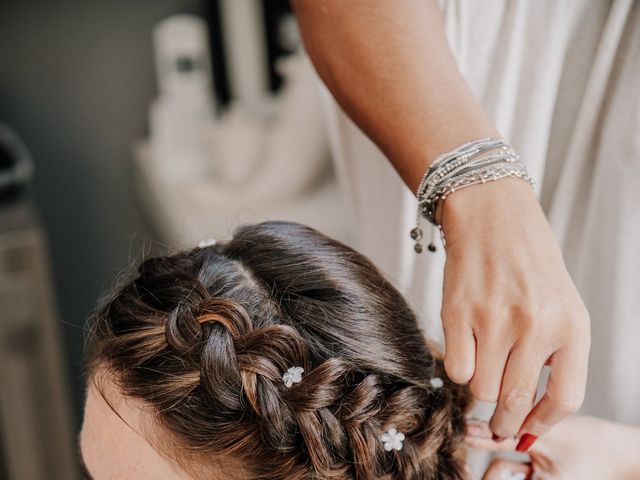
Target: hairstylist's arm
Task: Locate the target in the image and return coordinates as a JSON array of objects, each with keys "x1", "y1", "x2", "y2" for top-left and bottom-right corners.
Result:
[{"x1": 292, "y1": 0, "x2": 590, "y2": 443}]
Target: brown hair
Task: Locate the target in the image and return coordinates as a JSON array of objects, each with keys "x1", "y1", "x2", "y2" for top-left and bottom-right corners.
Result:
[{"x1": 85, "y1": 221, "x2": 470, "y2": 479}]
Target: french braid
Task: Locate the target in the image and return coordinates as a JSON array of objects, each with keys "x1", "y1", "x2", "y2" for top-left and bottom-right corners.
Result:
[{"x1": 85, "y1": 221, "x2": 470, "y2": 479}]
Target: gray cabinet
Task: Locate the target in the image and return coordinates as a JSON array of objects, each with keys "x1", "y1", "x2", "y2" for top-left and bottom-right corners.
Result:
[{"x1": 0, "y1": 201, "x2": 78, "y2": 480}]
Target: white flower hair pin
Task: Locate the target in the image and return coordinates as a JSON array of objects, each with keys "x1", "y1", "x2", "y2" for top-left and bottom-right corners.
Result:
[
  {"x1": 430, "y1": 377, "x2": 444, "y2": 389},
  {"x1": 500, "y1": 469, "x2": 526, "y2": 480},
  {"x1": 381, "y1": 427, "x2": 405, "y2": 451},
  {"x1": 198, "y1": 238, "x2": 217, "y2": 248},
  {"x1": 282, "y1": 366, "x2": 304, "y2": 388}
]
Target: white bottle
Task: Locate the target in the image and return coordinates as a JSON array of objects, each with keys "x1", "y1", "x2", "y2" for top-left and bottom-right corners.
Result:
[{"x1": 149, "y1": 14, "x2": 215, "y2": 181}]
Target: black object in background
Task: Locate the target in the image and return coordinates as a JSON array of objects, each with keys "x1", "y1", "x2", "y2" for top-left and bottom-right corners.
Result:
[
  {"x1": 0, "y1": 126, "x2": 33, "y2": 202},
  {"x1": 205, "y1": 0, "x2": 295, "y2": 107}
]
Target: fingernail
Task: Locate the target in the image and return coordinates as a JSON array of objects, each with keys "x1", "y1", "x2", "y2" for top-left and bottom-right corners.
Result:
[
  {"x1": 515, "y1": 433, "x2": 538, "y2": 452},
  {"x1": 466, "y1": 425, "x2": 484, "y2": 437},
  {"x1": 492, "y1": 433, "x2": 505, "y2": 442}
]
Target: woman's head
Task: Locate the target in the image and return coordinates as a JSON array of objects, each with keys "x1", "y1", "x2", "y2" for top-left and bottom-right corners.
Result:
[{"x1": 81, "y1": 221, "x2": 470, "y2": 479}]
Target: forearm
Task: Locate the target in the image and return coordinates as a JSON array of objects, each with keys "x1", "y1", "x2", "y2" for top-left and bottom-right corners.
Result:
[{"x1": 292, "y1": 0, "x2": 500, "y2": 191}]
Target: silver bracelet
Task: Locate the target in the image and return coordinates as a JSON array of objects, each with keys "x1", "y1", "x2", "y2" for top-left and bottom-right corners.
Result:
[
  {"x1": 416, "y1": 138, "x2": 504, "y2": 197},
  {"x1": 410, "y1": 138, "x2": 534, "y2": 253},
  {"x1": 420, "y1": 149, "x2": 519, "y2": 213}
]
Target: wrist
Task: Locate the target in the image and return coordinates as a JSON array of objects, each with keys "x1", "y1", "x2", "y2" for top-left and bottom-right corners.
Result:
[{"x1": 437, "y1": 176, "x2": 539, "y2": 238}]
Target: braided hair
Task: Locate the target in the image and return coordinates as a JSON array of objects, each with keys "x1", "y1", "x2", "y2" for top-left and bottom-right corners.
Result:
[{"x1": 85, "y1": 221, "x2": 471, "y2": 479}]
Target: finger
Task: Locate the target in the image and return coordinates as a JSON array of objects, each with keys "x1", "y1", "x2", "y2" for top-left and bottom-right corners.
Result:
[
  {"x1": 482, "y1": 459, "x2": 532, "y2": 480},
  {"x1": 469, "y1": 330, "x2": 509, "y2": 403},
  {"x1": 489, "y1": 344, "x2": 543, "y2": 438},
  {"x1": 518, "y1": 344, "x2": 588, "y2": 439},
  {"x1": 465, "y1": 419, "x2": 517, "y2": 451},
  {"x1": 442, "y1": 315, "x2": 476, "y2": 384}
]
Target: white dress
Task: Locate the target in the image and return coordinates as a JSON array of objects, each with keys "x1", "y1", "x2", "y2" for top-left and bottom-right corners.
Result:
[{"x1": 320, "y1": 0, "x2": 640, "y2": 424}]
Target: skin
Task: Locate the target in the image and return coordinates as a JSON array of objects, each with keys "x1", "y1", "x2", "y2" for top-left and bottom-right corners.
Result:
[
  {"x1": 79, "y1": 378, "x2": 194, "y2": 480},
  {"x1": 291, "y1": 0, "x2": 591, "y2": 441},
  {"x1": 466, "y1": 417, "x2": 640, "y2": 479}
]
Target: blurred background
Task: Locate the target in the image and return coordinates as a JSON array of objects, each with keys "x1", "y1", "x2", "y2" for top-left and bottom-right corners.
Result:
[{"x1": 0, "y1": 1, "x2": 352, "y2": 478}]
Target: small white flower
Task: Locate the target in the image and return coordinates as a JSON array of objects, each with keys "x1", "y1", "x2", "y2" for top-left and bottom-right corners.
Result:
[
  {"x1": 430, "y1": 377, "x2": 444, "y2": 389},
  {"x1": 198, "y1": 238, "x2": 217, "y2": 248},
  {"x1": 381, "y1": 427, "x2": 405, "y2": 452},
  {"x1": 499, "y1": 470, "x2": 526, "y2": 480},
  {"x1": 282, "y1": 366, "x2": 304, "y2": 388}
]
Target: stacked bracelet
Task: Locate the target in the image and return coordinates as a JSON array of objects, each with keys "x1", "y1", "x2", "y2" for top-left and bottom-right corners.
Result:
[{"x1": 411, "y1": 137, "x2": 534, "y2": 253}]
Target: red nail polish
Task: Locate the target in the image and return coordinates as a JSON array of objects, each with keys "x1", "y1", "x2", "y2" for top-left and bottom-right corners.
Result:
[
  {"x1": 492, "y1": 433, "x2": 505, "y2": 442},
  {"x1": 516, "y1": 433, "x2": 538, "y2": 452}
]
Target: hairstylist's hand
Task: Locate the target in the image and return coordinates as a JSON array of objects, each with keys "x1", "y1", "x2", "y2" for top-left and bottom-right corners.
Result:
[
  {"x1": 439, "y1": 177, "x2": 591, "y2": 445},
  {"x1": 466, "y1": 416, "x2": 640, "y2": 480}
]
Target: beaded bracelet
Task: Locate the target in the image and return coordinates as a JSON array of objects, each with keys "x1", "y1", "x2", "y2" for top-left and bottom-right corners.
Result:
[{"x1": 411, "y1": 138, "x2": 534, "y2": 253}]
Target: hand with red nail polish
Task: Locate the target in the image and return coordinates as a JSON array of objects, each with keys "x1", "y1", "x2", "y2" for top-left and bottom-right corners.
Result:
[
  {"x1": 466, "y1": 416, "x2": 640, "y2": 480},
  {"x1": 438, "y1": 178, "x2": 592, "y2": 443}
]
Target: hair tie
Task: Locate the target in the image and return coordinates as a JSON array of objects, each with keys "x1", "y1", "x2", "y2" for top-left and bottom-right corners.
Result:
[
  {"x1": 282, "y1": 366, "x2": 304, "y2": 388},
  {"x1": 381, "y1": 427, "x2": 405, "y2": 451}
]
